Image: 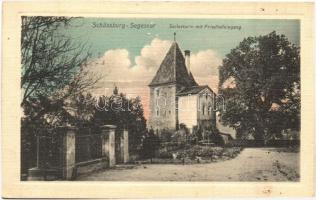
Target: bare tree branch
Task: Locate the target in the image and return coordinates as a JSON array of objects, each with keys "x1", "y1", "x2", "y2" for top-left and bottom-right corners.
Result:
[{"x1": 21, "y1": 16, "x2": 97, "y2": 106}]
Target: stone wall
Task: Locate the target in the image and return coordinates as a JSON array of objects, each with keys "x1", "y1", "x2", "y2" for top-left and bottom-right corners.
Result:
[
  {"x1": 27, "y1": 126, "x2": 129, "y2": 180},
  {"x1": 148, "y1": 84, "x2": 177, "y2": 134}
]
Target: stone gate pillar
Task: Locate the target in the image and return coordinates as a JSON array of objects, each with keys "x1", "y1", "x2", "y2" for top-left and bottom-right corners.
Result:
[
  {"x1": 100, "y1": 125, "x2": 116, "y2": 167},
  {"x1": 122, "y1": 129, "x2": 129, "y2": 163},
  {"x1": 27, "y1": 126, "x2": 76, "y2": 180},
  {"x1": 60, "y1": 126, "x2": 76, "y2": 180}
]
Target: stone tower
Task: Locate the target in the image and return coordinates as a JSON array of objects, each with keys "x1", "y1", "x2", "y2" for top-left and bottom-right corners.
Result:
[{"x1": 148, "y1": 41, "x2": 197, "y2": 134}]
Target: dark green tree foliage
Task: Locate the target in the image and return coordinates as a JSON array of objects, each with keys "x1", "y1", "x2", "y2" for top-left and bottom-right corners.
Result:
[
  {"x1": 218, "y1": 31, "x2": 300, "y2": 140},
  {"x1": 92, "y1": 89, "x2": 147, "y2": 151},
  {"x1": 46, "y1": 92, "x2": 96, "y2": 127},
  {"x1": 142, "y1": 129, "x2": 161, "y2": 162}
]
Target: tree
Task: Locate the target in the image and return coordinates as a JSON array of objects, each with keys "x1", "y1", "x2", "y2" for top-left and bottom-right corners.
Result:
[
  {"x1": 21, "y1": 17, "x2": 100, "y2": 174},
  {"x1": 21, "y1": 17, "x2": 100, "y2": 116},
  {"x1": 142, "y1": 129, "x2": 161, "y2": 162},
  {"x1": 92, "y1": 87, "x2": 147, "y2": 151},
  {"x1": 44, "y1": 92, "x2": 96, "y2": 127},
  {"x1": 218, "y1": 31, "x2": 300, "y2": 140}
]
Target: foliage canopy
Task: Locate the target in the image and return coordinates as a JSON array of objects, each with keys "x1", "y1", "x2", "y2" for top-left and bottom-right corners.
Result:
[{"x1": 218, "y1": 31, "x2": 300, "y2": 140}]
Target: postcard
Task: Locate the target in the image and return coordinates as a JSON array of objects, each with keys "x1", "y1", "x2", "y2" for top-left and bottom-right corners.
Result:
[{"x1": 2, "y1": 1, "x2": 314, "y2": 198}]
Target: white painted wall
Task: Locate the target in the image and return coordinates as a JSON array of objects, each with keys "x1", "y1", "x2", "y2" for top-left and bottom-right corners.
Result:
[
  {"x1": 178, "y1": 95, "x2": 198, "y2": 129},
  {"x1": 197, "y1": 89, "x2": 216, "y2": 121}
]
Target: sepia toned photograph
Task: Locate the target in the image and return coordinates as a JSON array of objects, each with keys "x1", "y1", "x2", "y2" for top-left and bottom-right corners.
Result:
[
  {"x1": 20, "y1": 17, "x2": 301, "y2": 182},
  {"x1": 2, "y1": 2, "x2": 314, "y2": 198}
]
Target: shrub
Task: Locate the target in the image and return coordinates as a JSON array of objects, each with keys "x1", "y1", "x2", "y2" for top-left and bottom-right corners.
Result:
[
  {"x1": 172, "y1": 146, "x2": 242, "y2": 160},
  {"x1": 159, "y1": 150, "x2": 173, "y2": 159},
  {"x1": 160, "y1": 129, "x2": 173, "y2": 142},
  {"x1": 141, "y1": 132, "x2": 161, "y2": 159}
]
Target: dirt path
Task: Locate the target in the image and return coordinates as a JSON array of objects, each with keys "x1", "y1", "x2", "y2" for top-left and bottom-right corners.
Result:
[{"x1": 76, "y1": 148, "x2": 299, "y2": 181}]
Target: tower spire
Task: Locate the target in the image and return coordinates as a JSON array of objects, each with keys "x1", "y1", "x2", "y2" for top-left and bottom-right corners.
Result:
[{"x1": 173, "y1": 32, "x2": 176, "y2": 41}]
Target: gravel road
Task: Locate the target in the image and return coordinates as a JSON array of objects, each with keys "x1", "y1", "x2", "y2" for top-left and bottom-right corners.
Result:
[{"x1": 77, "y1": 148, "x2": 299, "y2": 181}]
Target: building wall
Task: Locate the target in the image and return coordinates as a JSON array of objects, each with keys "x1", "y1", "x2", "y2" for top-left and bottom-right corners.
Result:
[
  {"x1": 178, "y1": 95, "x2": 198, "y2": 130},
  {"x1": 148, "y1": 84, "x2": 177, "y2": 134}
]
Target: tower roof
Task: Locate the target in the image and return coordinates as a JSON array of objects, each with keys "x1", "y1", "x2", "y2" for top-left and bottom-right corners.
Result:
[
  {"x1": 177, "y1": 85, "x2": 215, "y2": 96},
  {"x1": 149, "y1": 42, "x2": 197, "y2": 87}
]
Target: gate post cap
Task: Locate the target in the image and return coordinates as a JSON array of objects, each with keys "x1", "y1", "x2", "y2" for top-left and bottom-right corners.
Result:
[
  {"x1": 56, "y1": 126, "x2": 77, "y2": 130},
  {"x1": 100, "y1": 125, "x2": 117, "y2": 129}
]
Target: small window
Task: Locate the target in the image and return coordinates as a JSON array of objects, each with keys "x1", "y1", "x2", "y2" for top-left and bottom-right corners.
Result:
[
  {"x1": 169, "y1": 110, "x2": 171, "y2": 115},
  {"x1": 202, "y1": 105, "x2": 205, "y2": 115},
  {"x1": 156, "y1": 89, "x2": 160, "y2": 96},
  {"x1": 156, "y1": 109, "x2": 159, "y2": 116}
]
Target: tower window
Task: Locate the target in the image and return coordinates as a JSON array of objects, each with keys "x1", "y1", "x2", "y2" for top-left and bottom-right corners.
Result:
[
  {"x1": 202, "y1": 105, "x2": 205, "y2": 115},
  {"x1": 156, "y1": 89, "x2": 160, "y2": 96},
  {"x1": 156, "y1": 109, "x2": 159, "y2": 116}
]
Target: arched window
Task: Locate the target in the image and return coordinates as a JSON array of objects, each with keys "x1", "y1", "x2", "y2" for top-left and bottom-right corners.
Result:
[{"x1": 208, "y1": 104, "x2": 211, "y2": 115}]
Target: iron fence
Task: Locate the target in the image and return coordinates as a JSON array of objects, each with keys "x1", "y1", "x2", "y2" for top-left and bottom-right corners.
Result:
[
  {"x1": 35, "y1": 129, "x2": 63, "y2": 170},
  {"x1": 75, "y1": 128, "x2": 103, "y2": 163}
]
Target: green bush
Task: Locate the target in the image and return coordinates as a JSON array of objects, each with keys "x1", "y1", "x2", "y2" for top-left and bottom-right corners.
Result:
[
  {"x1": 159, "y1": 150, "x2": 173, "y2": 159},
  {"x1": 172, "y1": 146, "x2": 242, "y2": 160}
]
